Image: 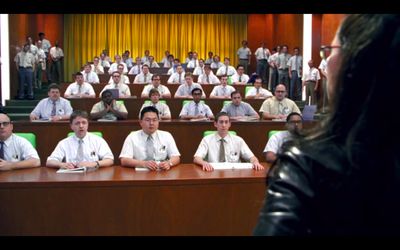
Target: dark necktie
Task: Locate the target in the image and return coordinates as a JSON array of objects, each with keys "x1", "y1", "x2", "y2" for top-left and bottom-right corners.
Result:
[
  {"x1": 225, "y1": 66, "x2": 228, "y2": 75},
  {"x1": 0, "y1": 141, "x2": 5, "y2": 160},
  {"x1": 239, "y1": 76, "x2": 242, "y2": 82},
  {"x1": 219, "y1": 138, "x2": 225, "y2": 162},
  {"x1": 51, "y1": 101, "x2": 56, "y2": 116}
]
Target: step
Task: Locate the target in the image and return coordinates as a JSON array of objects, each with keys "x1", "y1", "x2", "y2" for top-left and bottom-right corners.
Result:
[
  {"x1": 6, "y1": 100, "x2": 40, "y2": 106},
  {"x1": 3, "y1": 106, "x2": 34, "y2": 113},
  {"x1": 8, "y1": 113, "x2": 30, "y2": 121}
]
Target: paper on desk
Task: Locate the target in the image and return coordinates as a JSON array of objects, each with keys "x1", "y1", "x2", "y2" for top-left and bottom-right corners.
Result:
[
  {"x1": 210, "y1": 162, "x2": 253, "y2": 170},
  {"x1": 57, "y1": 167, "x2": 87, "y2": 173}
]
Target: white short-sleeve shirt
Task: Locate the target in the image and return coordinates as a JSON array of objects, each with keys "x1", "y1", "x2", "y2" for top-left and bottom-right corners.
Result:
[
  {"x1": 263, "y1": 131, "x2": 291, "y2": 154},
  {"x1": 64, "y1": 82, "x2": 96, "y2": 97},
  {"x1": 47, "y1": 133, "x2": 114, "y2": 163},
  {"x1": 1, "y1": 134, "x2": 40, "y2": 162},
  {"x1": 119, "y1": 130, "x2": 180, "y2": 161},
  {"x1": 194, "y1": 133, "x2": 254, "y2": 163}
]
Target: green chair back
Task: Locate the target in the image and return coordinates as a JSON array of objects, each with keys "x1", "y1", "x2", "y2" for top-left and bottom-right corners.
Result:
[
  {"x1": 116, "y1": 100, "x2": 125, "y2": 105},
  {"x1": 183, "y1": 100, "x2": 204, "y2": 106},
  {"x1": 144, "y1": 100, "x2": 167, "y2": 105},
  {"x1": 15, "y1": 133, "x2": 36, "y2": 148},
  {"x1": 245, "y1": 86, "x2": 252, "y2": 96},
  {"x1": 203, "y1": 130, "x2": 237, "y2": 137},
  {"x1": 223, "y1": 100, "x2": 232, "y2": 107},
  {"x1": 268, "y1": 130, "x2": 285, "y2": 139},
  {"x1": 68, "y1": 131, "x2": 103, "y2": 138}
]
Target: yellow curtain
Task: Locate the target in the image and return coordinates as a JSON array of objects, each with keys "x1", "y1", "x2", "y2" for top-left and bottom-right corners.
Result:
[{"x1": 63, "y1": 14, "x2": 247, "y2": 81}]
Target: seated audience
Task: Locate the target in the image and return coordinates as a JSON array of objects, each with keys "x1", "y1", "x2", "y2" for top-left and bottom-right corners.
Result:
[
  {"x1": 139, "y1": 89, "x2": 171, "y2": 120},
  {"x1": 90, "y1": 90, "x2": 128, "y2": 121},
  {"x1": 64, "y1": 72, "x2": 96, "y2": 99},
  {"x1": 179, "y1": 88, "x2": 214, "y2": 120}
]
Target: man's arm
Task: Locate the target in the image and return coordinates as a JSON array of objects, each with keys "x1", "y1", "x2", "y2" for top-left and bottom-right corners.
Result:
[
  {"x1": 0, "y1": 158, "x2": 40, "y2": 171},
  {"x1": 194, "y1": 156, "x2": 213, "y2": 171},
  {"x1": 265, "y1": 151, "x2": 277, "y2": 163},
  {"x1": 120, "y1": 157, "x2": 159, "y2": 171}
]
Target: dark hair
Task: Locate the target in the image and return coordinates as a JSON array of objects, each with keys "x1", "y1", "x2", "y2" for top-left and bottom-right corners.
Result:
[
  {"x1": 191, "y1": 88, "x2": 202, "y2": 95},
  {"x1": 38, "y1": 32, "x2": 45, "y2": 36},
  {"x1": 101, "y1": 89, "x2": 113, "y2": 98},
  {"x1": 151, "y1": 74, "x2": 160, "y2": 80},
  {"x1": 286, "y1": 112, "x2": 303, "y2": 123},
  {"x1": 215, "y1": 112, "x2": 230, "y2": 122},
  {"x1": 69, "y1": 110, "x2": 89, "y2": 124},
  {"x1": 149, "y1": 88, "x2": 160, "y2": 96},
  {"x1": 230, "y1": 91, "x2": 241, "y2": 99},
  {"x1": 75, "y1": 72, "x2": 83, "y2": 77},
  {"x1": 140, "y1": 106, "x2": 159, "y2": 120},
  {"x1": 301, "y1": 15, "x2": 400, "y2": 168},
  {"x1": 48, "y1": 83, "x2": 60, "y2": 92}
]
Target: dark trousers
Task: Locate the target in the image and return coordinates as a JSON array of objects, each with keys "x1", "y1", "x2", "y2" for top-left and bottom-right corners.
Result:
[
  {"x1": 51, "y1": 60, "x2": 62, "y2": 84},
  {"x1": 305, "y1": 81, "x2": 317, "y2": 105},
  {"x1": 278, "y1": 69, "x2": 290, "y2": 89},
  {"x1": 239, "y1": 59, "x2": 249, "y2": 75},
  {"x1": 18, "y1": 67, "x2": 33, "y2": 98},
  {"x1": 256, "y1": 60, "x2": 269, "y2": 87},
  {"x1": 289, "y1": 70, "x2": 302, "y2": 101},
  {"x1": 270, "y1": 67, "x2": 279, "y2": 92}
]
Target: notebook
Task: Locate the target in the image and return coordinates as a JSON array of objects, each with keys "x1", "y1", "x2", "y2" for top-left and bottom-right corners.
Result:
[
  {"x1": 108, "y1": 88, "x2": 119, "y2": 99},
  {"x1": 302, "y1": 105, "x2": 317, "y2": 121}
]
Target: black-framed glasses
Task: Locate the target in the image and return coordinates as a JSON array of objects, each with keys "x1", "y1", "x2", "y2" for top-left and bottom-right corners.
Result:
[{"x1": 320, "y1": 45, "x2": 341, "y2": 59}]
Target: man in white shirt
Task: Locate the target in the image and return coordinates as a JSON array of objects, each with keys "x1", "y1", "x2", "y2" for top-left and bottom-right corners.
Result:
[
  {"x1": 146, "y1": 56, "x2": 160, "y2": 68},
  {"x1": 277, "y1": 45, "x2": 291, "y2": 87},
  {"x1": 179, "y1": 88, "x2": 214, "y2": 120},
  {"x1": 193, "y1": 112, "x2": 264, "y2": 171},
  {"x1": 90, "y1": 90, "x2": 128, "y2": 121},
  {"x1": 319, "y1": 46, "x2": 330, "y2": 113},
  {"x1": 216, "y1": 57, "x2": 237, "y2": 76},
  {"x1": 38, "y1": 32, "x2": 51, "y2": 85},
  {"x1": 160, "y1": 50, "x2": 170, "y2": 67},
  {"x1": 139, "y1": 89, "x2": 171, "y2": 120},
  {"x1": 209, "y1": 75, "x2": 236, "y2": 99},
  {"x1": 197, "y1": 65, "x2": 220, "y2": 84},
  {"x1": 91, "y1": 56, "x2": 105, "y2": 75},
  {"x1": 0, "y1": 113, "x2": 40, "y2": 171},
  {"x1": 128, "y1": 57, "x2": 143, "y2": 75},
  {"x1": 187, "y1": 52, "x2": 199, "y2": 69},
  {"x1": 167, "y1": 59, "x2": 184, "y2": 75},
  {"x1": 120, "y1": 106, "x2": 181, "y2": 171},
  {"x1": 133, "y1": 64, "x2": 153, "y2": 84},
  {"x1": 237, "y1": 40, "x2": 252, "y2": 74},
  {"x1": 167, "y1": 65, "x2": 186, "y2": 84},
  {"x1": 264, "y1": 112, "x2": 303, "y2": 163},
  {"x1": 205, "y1": 51, "x2": 214, "y2": 65},
  {"x1": 46, "y1": 110, "x2": 114, "y2": 170},
  {"x1": 64, "y1": 72, "x2": 96, "y2": 99},
  {"x1": 193, "y1": 59, "x2": 205, "y2": 75},
  {"x1": 141, "y1": 50, "x2": 150, "y2": 64},
  {"x1": 164, "y1": 54, "x2": 174, "y2": 69},
  {"x1": 287, "y1": 47, "x2": 303, "y2": 100},
  {"x1": 30, "y1": 84, "x2": 73, "y2": 122},
  {"x1": 210, "y1": 55, "x2": 224, "y2": 69},
  {"x1": 141, "y1": 74, "x2": 171, "y2": 98},
  {"x1": 255, "y1": 42, "x2": 271, "y2": 85},
  {"x1": 108, "y1": 64, "x2": 130, "y2": 84},
  {"x1": 99, "y1": 52, "x2": 111, "y2": 68},
  {"x1": 259, "y1": 84, "x2": 301, "y2": 120},
  {"x1": 100, "y1": 72, "x2": 131, "y2": 98},
  {"x1": 81, "y1": 64, "x2": 100, "y2": 84},
  {"x1": 108, "y1": 55, "x2": 128, "y2": 75},
  {"x1": 268, "y1": 46, "x2": 281, "y2": 91},
  {"x1": 35, "y1": 40, "x2": 47, "y2": 89},
  {"x1": 302, "y1": 59, "x2": 321, "y2": 105},
  {"x1": 245, "y1": 77, "x2": 273, "y2": 99},
  {"x1": 174, "y1": 72, "x2": 206, "y2": 99},
  {"x1": 231, "y1": 65, "x2": 250, "y2": 84}
]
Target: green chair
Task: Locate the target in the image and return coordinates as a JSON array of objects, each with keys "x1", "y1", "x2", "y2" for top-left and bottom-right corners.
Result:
[
  {"x1": 183, "y1": 100, "x2": 204, "y2": 106},
  {"x1": 203, "y1": 130, "x2": 237, "y2": 137},
  {"x1": 245, "y1": 86, "x2": 253, "y2": 96},
  {"x1": 68, "y1": 131, "x2": 103, "y2": 137},
  {"x1": 223, "y1": 100, "x2": 232, "y2": 107},
  {"x1": 268, "y1": 130, "x2": 285, "y2": 139},
  {"x1": 116, "y1": 100, "x2": 125, "y2": 105},
  {"x1": 144, "y1": 100, "x2": 167, "y2": 105},
  {"x1": 15, "y1": 133, "x2": 36, "y2": 148}
]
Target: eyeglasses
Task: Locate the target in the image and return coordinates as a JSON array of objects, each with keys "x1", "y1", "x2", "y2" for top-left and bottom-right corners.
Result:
[
  {"x1": 0, "y1": 121, "x2": 11, "y2": 127},
  {"x1": 112, "y1": 75, "x2": 120, "y2": 78},
  {"x1": 288, "y1": 120, "x2": 302, "y2": 125},
  {"x1": 192, "y1": 93, "x2": 202, "y2": 96},
  {"x1": 320, "y1": 45, "x2": 341, "y2": 59},
  {"x1": 275, "y1": 90, "x2": 286, "y2": 93}
]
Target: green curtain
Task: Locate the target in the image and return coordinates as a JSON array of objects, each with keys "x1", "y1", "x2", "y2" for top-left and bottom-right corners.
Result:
[{"x1": 64, "y1": 14, "x2": 247, "y2": 81}]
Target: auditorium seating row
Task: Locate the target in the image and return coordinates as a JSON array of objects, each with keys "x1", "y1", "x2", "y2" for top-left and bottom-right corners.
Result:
[{"x1": 61, "y1": 83, "x2": 252, "y2": 98}]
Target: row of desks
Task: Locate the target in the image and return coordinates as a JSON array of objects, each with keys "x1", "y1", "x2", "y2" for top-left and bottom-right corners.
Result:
[
  {"x1": 13, "y1": 120, "x2": 316, "y2": 164},
  {"x1": 0, "y1": 164, "x2": 268, "y2": 235}
]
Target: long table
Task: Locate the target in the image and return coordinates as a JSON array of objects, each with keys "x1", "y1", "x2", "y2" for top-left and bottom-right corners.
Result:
[
  {"x1": 13, "y1": 120, "x2": 316, "y2": 165},
  {"x1": 0, "y1": 164, "x2": 269, "y2": 235}
]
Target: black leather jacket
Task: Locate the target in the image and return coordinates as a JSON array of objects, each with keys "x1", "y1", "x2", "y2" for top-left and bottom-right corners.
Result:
[{"x1": 253, "y1": 140, "x2": 400, "y2": 236}]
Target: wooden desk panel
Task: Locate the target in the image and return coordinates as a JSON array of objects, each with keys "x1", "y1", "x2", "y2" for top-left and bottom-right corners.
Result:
[
  {"x1": 12, "y1": 120, "x2": 311, "y2": 165},
  {"x1": 60, "y1": 83, "x2": 249, "y2": 99},
  {"x1": 65, "y1": 98, "x2": 264, "y2": 120},
  {"x1": 0, "y1": 165, "x2": 268, "y2": 235}
]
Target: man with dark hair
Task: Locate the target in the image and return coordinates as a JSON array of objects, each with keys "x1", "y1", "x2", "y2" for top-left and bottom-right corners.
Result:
[
  {"x1": 120, "y1": 106, "x2": 180, "y2": 171},
  {"x1": 221, "y1": 91, "x2": 259, "y2": 120},
  {"x1": 139, "y1": 89, "x2": 171, "y2": 120},
  {"x1": 0, "y1": 113, "x2": 40, "y2": 171},
  {"x1": 194, "y1": 112, "x2": 263, "y2": 171},
  {"x1": 263, "y1": 112, "x2": 303, "y2": 163},
  {"x1": 64, "y1": 72, "x2": 96, "y2": 98},
  {"x1": 90, "y1": 90, "x2": 128, "y2": 121},
  {"x1": 15, "y1": 43, "x2": 36, "y2": 100},
  {"x1": 141, "y1": 74, "x2": 171, "y2": 98},
  {"x1": 179, "y1": 88, "x2": 214, "y2": 120},
  {"x1": 30, "y1": 83, "x2": 73, "y2": 122},
  {"x1": 46, "y1": 110, "x2": 114, "y2": 170}
]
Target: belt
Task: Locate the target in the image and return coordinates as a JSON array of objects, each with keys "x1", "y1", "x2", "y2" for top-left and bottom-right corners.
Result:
[
  {"x1": 258, "y1": 59, "x2": 268, "y2": 61},
  {"x1": 19, "y1": 66, "x2": 32, "y2": 69},
  {"x1": 306, "y1": 80, "x2": 316, "y2": 83},
  {"x1": 279, "y1": 68, "x2": 288, "y2": 71},
  {"x1": 239, "y1": 59, "x2": 248, "y2": 60}
]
